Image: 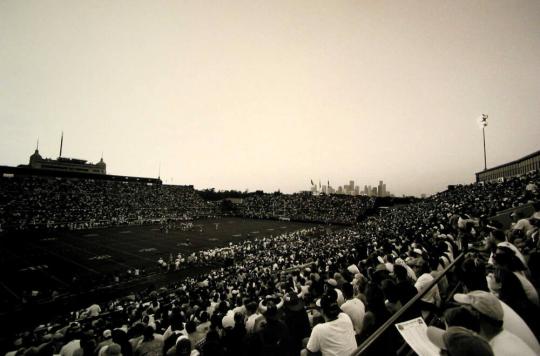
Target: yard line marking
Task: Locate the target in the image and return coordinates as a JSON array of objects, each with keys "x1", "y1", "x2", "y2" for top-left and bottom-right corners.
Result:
[
  {"x1": 25, "y1": 241, "x2": 100, "y2": 275},
  {"x1": 0, "y1": 280, "x2": 20, "y2": 299},
  {"x1": 78, "y1": 238, "x2": 160, "y2": 264},
  {"x1": 48, "y1": 239, "x2": 139, "y2": 271},
  {"x1": 5, "y1": 243, "x2": 73, "y2": 287}
]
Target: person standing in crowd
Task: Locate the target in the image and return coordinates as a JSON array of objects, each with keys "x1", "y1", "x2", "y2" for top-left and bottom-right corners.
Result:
[{"x1": 282, "y1": 292, "x2": 311, "y2": 355}]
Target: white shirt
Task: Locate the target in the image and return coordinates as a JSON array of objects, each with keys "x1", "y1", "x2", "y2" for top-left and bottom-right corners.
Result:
[
  {"x1": 307, "y1": 313, "x2": 357, "y2": 356},
  {"x1": 513, "y1": 272, "x2": 540, "y2": 306},
  {"x1": 415, "y1": 273, "x2": 440, "y2": 305},
  {"x1": 334, "y1": 288, "x2": 345, "y2": 306},
  {"x1": 245, "y1": 313, "x2": 259, "y2": 334},
  {"x1": 86, "y1": 304, "x2": 101, "y2": 317},
  {"x1": 512, "y1": 219, "x2": 535, "y2": 236},
  {"x1": 340, "y1": 298, "x2": 365, "y2": 334},
  {"x1": 232, "y1": 305, "x2": 246, "y2": 316},
  {"x1": 60, "y1": 340, "x2": 80, "y2": 356},
  {"x1": 489, "y1": 330, "x2": 536, "y2": 356},
  {"x1": 499, "y1": 299, "x2": 540, "y2": 354}
]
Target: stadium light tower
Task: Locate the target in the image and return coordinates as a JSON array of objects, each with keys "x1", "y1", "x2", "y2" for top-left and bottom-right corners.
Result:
[{"x1": 480, "y1": 114, "x2": 488, "y2": 171}]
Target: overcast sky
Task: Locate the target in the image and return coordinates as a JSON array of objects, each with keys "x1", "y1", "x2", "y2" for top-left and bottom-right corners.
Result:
[{"x1": 1, "y1": 1, "x2": 539, "y2": 196}]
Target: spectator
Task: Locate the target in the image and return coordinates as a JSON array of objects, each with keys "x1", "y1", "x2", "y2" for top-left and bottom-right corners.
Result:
[
  {"x1": 340, "y1": 282, "x2": 365, "y2": 335},
  {"x1": 453, "y1": 290, "x2": 536, "y2": 356},
  {"x1": 282, "y1": 292, "x2": 311, "y2": 354},
  {"x1": 246, "y1": 301, "x2": 293, "y2": 356},
  {"x1": 304, "y1": 291, "x2": 356, "y2": 356},
  {"x1": 134, "y1": 326, "x2": 164, "y2": 356},
  {"x1": 426, "y1": 326, "x2": 493, "y2": 356}
]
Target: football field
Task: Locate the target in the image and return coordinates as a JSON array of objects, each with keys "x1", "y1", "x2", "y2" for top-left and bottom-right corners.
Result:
[{"x1": 0, "y1": 217, "x2": 319, "y2": 307}]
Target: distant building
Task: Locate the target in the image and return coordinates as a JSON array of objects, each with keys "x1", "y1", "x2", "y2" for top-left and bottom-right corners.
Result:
[
  {"x1": 21, "y1": 147, "x2": 106, "y2": 175},
  {"x1": 348, "y1": 180, "x2": 355, "y2": 194}
]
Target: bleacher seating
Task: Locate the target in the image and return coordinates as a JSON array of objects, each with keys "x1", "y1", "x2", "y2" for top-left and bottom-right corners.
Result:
[{"x1": 1, "y1": 171, "x2": 539, "y2": 355}]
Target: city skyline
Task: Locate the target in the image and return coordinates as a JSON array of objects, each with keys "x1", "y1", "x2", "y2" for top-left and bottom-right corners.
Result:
[
  {"x1": 311, "y1": 179, "x2": 392, "y2": 197},
  {"x1": 2, "y1": 1, "x2": 540, "y2": 196}
]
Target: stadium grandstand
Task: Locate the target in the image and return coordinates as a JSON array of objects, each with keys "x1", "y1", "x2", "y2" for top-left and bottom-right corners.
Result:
[
  {"x1": 476, "y1": 150, "x2": 540, "y2": 183},
  {"x1": 0, "y1": 151, "x2": 539, "y2": 356},
  {"x1": 0, "y1": 166, "x2": 213, "y2": 232}
]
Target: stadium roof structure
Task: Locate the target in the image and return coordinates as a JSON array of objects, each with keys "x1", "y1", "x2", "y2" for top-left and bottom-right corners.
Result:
[
  {"x1": 475, "y1": 149, "x2": 540, "y2": 182},
  {"x1": 1, "y1": 165, "x2": 162, "y2": 184}
]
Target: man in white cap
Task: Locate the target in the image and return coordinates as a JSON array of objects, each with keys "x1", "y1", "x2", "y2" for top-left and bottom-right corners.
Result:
[
  {"x1": 486, "y1": 229, "x2": 527, "y2": 269},
  {"x1": 453, "y1": 290, "x2": 535, "y2": 356}
]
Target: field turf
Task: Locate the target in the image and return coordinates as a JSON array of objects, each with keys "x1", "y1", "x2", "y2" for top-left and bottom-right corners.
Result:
[{"x1": 0, "y1": 218, "x2": 318, "y2": 305}]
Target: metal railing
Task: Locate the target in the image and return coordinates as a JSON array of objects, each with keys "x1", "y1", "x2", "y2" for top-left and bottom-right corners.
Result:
[{"x1": 351, "y1": 252, "x2": 465, "y2": 356}]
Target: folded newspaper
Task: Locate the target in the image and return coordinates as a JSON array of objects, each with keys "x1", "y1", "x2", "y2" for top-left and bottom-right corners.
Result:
[{"x1": 395, "y1": 317, "x2": 440, "y2": 356}]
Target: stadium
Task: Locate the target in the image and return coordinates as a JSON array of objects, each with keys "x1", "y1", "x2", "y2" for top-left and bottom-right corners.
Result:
[
  {"x1": 2, "y1": 2, "x2": 540, "y2": 356},
  {"x1": 1, "y1": 146, "x2": 539, "y2": 355}
]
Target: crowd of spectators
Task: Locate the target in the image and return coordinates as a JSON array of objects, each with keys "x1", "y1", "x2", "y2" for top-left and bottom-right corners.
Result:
[
  {"x1": 236, "y1": 193, "x2": 375, "y2": 224},
  {"x1": 0, "y1": 177, "x2": 215, "y2": 232},
  {"x1": 2, "y1": 171, "x2": 540, "y2": 356}
]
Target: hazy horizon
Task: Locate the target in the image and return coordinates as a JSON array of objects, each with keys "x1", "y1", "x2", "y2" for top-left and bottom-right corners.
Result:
[{"x1": 2, "y1": 1, "x2": 539, "y2": 196}]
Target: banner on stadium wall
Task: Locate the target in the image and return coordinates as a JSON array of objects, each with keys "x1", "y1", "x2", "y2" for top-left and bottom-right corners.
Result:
[{"x1": 280, "y1": 262, "x2": 315, "y2": 274}]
